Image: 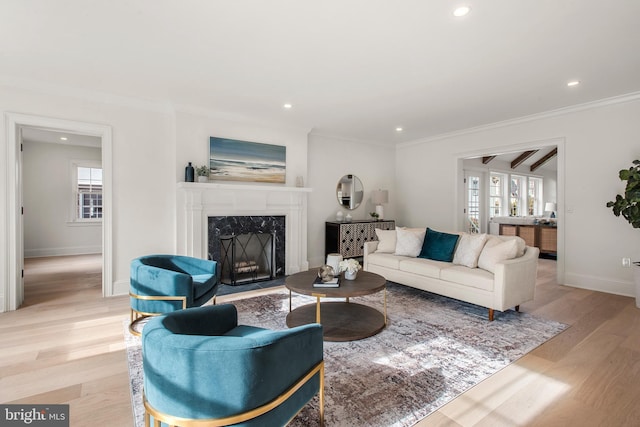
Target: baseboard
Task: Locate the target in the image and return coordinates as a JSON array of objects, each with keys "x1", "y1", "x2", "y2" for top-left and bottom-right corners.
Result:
[
  {"x1": 564, "y1": 272, "x2": 634, "y2": 298},
  {"x1": 25, "y1": 246, "x2": 102, "y2": 258},
  {"x1": 112, "y1": 279, "x2": 130, "y2": 297}
]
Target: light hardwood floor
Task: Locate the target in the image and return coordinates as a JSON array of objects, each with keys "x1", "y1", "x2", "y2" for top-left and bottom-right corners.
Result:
[{"x1": 1, "y1": 256, "x2": 639, "y2": 426}]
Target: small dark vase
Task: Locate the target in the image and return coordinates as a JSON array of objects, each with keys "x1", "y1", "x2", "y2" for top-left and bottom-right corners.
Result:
[{"x1": 185, "y1": 162, "x2": 195, "y2": 182}]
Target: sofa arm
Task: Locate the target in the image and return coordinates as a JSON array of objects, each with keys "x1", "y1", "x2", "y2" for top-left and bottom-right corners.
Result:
[
  {"x1": 492, "y1": 246, "x2": 540, "y2": 311},
  {"x1": 363, "y1": 241, "x2": 379, "y2": 270}
]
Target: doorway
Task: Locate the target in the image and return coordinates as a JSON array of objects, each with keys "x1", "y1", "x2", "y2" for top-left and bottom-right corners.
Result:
[
  {"x1": 455, "y1": 138, "x2": 565, "y2": 285},
  {"x1": 3, "y1": 113, "x2": 113, "y2": 312}
]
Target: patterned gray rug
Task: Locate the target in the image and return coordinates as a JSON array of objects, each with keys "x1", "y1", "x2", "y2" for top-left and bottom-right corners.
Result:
[{"x1": 125, "y1": 282, "x2": 568, "y2": 426}]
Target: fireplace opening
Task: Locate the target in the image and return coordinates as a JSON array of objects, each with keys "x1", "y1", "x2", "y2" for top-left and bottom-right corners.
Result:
[
  {"x1": 220, "y1": 232, "x2": 275, "y2": 286},
  {"x1": 208, "y1": 215, "x2": 286, "y2": 285}
]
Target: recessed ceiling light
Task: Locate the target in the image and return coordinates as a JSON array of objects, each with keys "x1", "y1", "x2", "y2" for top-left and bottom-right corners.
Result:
[
  {"x1": 395, "y1": 127, "x2": 403, "y2": 132},
  {"x1": 567, "y1": 80, "x2": 580, "y2": 87},
  {"x1": 453, "y1": 6, "x2": 471, "y2": 17},
  {"x1": 60, "y1": 137, "x2": 68, "y2": 141},
  {"x1": 283, "y1": 103, "x2": 293, "y2": 109}
]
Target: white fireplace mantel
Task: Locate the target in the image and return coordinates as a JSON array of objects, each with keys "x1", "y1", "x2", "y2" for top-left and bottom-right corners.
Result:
[{"x1": 176, "y1": 182, "x2": 311, "y2": 274}]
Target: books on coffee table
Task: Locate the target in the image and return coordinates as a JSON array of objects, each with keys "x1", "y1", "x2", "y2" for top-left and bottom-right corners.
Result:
[{"x1": 313, "y1": 276, "x2": 340, "y2": 287}]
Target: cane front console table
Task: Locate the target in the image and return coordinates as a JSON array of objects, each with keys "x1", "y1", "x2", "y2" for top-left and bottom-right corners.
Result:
[{"x1": 325, "y1": 220, "x2": 395, "y2": 258}]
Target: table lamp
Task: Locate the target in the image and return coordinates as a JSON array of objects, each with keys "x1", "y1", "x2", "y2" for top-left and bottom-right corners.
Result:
[{"x1": 371, "y1": 190, "x2": 389, "y2": 220}]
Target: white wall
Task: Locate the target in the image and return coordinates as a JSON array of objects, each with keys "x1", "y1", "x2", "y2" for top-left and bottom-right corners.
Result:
[
  {"x1": 396, "y1": 97, "x2": 640, "y2": 297},
  {"x1": 174, "y1": 110, "x2": 309, "y2": 187},
  {"x1": 0, "y1": 84, "x2": 176, "y2": 301},
  {"x1": 307, "y1": 134, "x2": 396, "y2": 268},
  {"x1": 23, "y1": 140, "x2": 102, "y2": 257}
]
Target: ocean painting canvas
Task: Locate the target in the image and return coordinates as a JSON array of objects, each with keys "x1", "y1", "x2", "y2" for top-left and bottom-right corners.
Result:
[{"x1": 209, "y1": 137, "x2": 286, "y2": 183}]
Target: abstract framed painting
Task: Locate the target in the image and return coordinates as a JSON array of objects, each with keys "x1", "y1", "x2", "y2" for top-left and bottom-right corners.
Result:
[{"x1": 209, "y1": 137, "x2": 286, "y2": 183}]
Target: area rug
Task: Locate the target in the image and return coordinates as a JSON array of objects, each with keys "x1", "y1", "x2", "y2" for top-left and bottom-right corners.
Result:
[{"x1": 125, "y1": 282, "x2": 568, "y2": 426}]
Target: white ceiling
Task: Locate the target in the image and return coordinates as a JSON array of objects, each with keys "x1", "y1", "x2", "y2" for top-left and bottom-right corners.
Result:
[{"x1": 2, "y1": 1, "x2": 640, "y2": 145}]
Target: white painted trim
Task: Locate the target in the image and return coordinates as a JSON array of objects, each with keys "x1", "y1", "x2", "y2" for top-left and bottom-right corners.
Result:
[
  {"x1": 3, "y1": 113, "x2": 113, "y2": 312},
  {"x1": 564, "y1": 273, "x2": 635, "y2": 298},
  {"x1": 399, "y1": 91, "x2": 640, "y2": 149},
  {"x1": 25, "y1": 246, "x2": 102, "y2": 258}
]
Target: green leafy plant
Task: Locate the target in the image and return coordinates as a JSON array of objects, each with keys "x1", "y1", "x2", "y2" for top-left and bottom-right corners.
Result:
[
  {"x1": 369, "y1": 212, "x2": 379, "y2": 219},
  {"x1": 196, "y1": 165, "x2": 209, "y2": 177},
  {"x1": 606, "y1": 159, "x2": 640, "y2": 228}
]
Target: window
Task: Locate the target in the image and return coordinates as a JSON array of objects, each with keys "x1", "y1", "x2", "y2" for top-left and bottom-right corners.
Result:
[
  {"x1": 510, "y1": 175, "x2": 526, "y2": 216},
  {"x1": 75, "y1": 165, "x2": 102, "y2": 220},
  {"x1": 528, "y1": 177, "x2": 543, "y2": 216},
  {"x1": 489, "y1": 171, "x2": 543, "y2": 218},
  {"x1": 489, "y1": 173, "x2": 506, "y2": 217},
  {"x1": 466, "y1": 175, "x2": 480, "y2": 233}
]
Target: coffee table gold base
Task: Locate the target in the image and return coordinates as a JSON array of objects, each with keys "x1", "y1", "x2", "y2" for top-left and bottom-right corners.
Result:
[{"x1": 286, "y1": 301, "x2": 385, "y2": 342}]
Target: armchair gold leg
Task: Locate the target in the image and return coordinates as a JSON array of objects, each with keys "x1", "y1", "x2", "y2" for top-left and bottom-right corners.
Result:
[{"x1": 319, "y1": 362, "x2": 325, "y2": 426}]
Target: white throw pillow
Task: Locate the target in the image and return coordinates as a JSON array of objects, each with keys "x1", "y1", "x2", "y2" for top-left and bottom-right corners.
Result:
[
  {"x1": 485, "y1": 235, "x2": 526, "y2": 258},
  {"x1": 394, "y1": 227, "x2": 426, "y2": 257},
  {"x1": 452, "y1": 233, "x2": 488, "y2": 268},
  {"x1": 375, "y1": 229, "x2": 397, "y2": 253},
  {"x1": 478, "y1": 238, "x2": 518, "y2": 273}
]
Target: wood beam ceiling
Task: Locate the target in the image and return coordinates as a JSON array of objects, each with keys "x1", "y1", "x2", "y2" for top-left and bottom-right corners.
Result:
[
  {"x1": 482, "y1": 156, "x2": 496, "y2": 164},
  {"x1": 530, "y1": 148, "x2": 558, "y2": 172},
  {"x1": 511, "y1": 150, "x2": 538, "y2": 169}
]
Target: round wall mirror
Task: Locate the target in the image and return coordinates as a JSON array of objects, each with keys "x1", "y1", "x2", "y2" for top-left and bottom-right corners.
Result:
[{"x1": 336, "y1": 174, "x2": 364, "y2": 210}]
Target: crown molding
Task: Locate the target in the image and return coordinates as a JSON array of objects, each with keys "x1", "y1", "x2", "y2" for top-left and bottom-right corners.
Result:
[
  {"x1": 0, "y1": 75, "x2": 174, "y2": 114},
  {"x1": 398, "y1": 91, "x2": 640, "y2": 149}
]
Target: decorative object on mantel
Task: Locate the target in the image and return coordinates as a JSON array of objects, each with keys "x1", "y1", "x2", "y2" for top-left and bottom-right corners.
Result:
[
  {"x1": 209, "y1": 136, "x2": 286, "y2": 184},
  {"x1": 339, "y1": 258, "x2": 361, "y2": 280},
  {"x1": 345, "y1": 213, "x2": 352, "y2": 222},
  {"x1": 196, "y1": 165, "x2": 209, "y2": 183},
  {"x1": 606, "y1": 159, "x2": 640, "y2": 308},
  {"x1": 295, "y1": 176, "x2": 304, "y2": 187},
  {"x1": 184, "y1": 162, "x2": 194, "y2": 182},
  {"x1": 336, "y1": 211, "x2": 344, "y2": 222},
  {"x1": 371, "y1": 189, "x2": 389, "y2": 220}
]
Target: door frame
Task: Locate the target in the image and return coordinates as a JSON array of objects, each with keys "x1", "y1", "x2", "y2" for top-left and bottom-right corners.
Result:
[
  {"x1": 454, "y1": 137, "x2": 565, "y2": 285},
  {"x1": 3, "y1": 112, "x2": 113, "y2": 311}
]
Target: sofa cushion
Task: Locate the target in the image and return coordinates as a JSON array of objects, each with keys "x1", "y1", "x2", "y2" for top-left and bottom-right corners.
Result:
[
  {"x1": 366, "y1": 252, "x2": 405, "y2": 269},
  {"x1": 394, "y1": 227, "x2": 426, "y2": 257},
  {"x1": 478, "y1": 238, "x2": 518, "y2": 273},
  {"x1": 418, "y1": 228, "x2": 460, "y2": 262},
  {"x1": 452, "y1": 233, "x2": 488, "y2": 268},
  {"x1": 374, "y1": 228, "x2": 397, "y2": 253},
  {"x1": 399, "y1": 258, "x2": 452, "y2": 279},
  {"x1": 440, "y1": 265, "x2": 495, "y2": 292}
]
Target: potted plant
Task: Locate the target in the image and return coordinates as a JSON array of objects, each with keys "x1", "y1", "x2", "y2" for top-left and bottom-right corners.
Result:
[
  {"x1": 196, "y1": 165, "x2": 209, "y2": 182},
  {"x1": 606, "y1": 159, "x2": 640, "y2": 307},
  {"x1": 339, "y1": 258, "x2": 361, "y2": 280}
]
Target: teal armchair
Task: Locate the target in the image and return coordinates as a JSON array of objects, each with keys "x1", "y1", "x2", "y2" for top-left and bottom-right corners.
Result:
[
  {"x1": 142, "y1": 304, "x2": 324, "y2": 426},
  {"x1": 129, "y1": 254, "x2": 218, "y2": 335}
]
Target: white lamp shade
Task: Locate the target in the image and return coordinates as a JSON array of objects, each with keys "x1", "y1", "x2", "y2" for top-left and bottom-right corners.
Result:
[
  {"x1": 371, "y1": 190, "x2": 389, "y2": 205},
  {"x1": 544, "y1": 202, "x2": 556, "y2": 212}
]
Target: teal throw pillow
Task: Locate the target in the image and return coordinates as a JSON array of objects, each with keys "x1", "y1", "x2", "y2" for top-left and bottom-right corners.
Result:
[{"x1": 418, "y1": 228, "x2": 460, "y2": 262}]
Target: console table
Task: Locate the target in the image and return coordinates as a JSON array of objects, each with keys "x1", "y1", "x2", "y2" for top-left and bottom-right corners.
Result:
[
  {"x1": 499, "y1": 223, "x2": 557, "y2": 255},
  {"x1": 325, "y1": 220, "x2": 395, "y2": 258}
]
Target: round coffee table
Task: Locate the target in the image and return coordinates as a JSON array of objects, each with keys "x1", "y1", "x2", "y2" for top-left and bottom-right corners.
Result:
[{"x1": 285, "y1": 270, "x2": 387, "y2": 341}]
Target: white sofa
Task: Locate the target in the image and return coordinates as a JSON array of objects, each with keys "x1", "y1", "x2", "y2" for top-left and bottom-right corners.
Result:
[{"x1": 363, "y1": 231, "x2": 540, "y2": 321}]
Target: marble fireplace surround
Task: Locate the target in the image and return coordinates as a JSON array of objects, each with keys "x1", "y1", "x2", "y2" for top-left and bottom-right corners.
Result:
[{"x1": 176, "y1": 182, "x2": 311, "y2": 275}]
